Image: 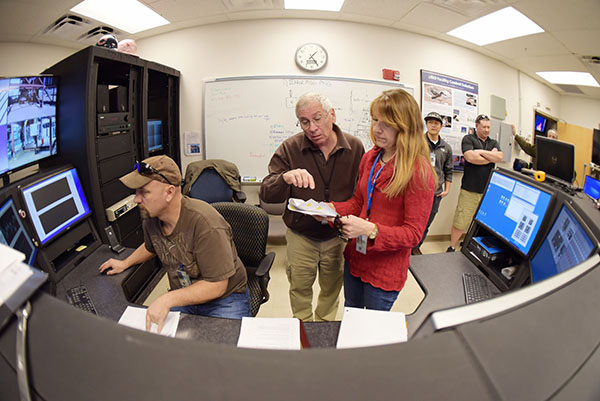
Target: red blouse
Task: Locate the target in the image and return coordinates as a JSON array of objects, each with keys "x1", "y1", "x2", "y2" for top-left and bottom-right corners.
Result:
[{"x1": 333, "y1": 147, "x2": 435, "y2": 291}]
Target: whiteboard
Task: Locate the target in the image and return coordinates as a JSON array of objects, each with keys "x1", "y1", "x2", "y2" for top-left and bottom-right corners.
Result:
[{"x1": 203, "y1": 76, "x2": 412, "y2": 180}]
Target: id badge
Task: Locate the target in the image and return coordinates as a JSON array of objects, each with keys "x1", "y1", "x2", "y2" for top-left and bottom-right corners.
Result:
[
  {"x1": 177, "y1": 264, "x2": 192, "y2": 287},
  {"x1": 356, "y1": 234, "x2": 367, "y2": 255}
]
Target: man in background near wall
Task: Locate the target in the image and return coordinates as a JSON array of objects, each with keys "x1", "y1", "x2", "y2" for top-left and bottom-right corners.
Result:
[
  {"x1": 412, "y1": 112, "x2": 453, "y2": 255},
  {"x1": 259, "y1": 93, "x2": 364, "y2": 322},
  {"x1": 447, "y1": 114, "x2": 503, "y2": 252},
  {"x1": 512, "y1": 125, "x2": 558, "y2": 167}
]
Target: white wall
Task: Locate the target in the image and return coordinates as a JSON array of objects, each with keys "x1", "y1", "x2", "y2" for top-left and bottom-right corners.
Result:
[{"x1": 2, "y1": 18, "x2": 599, "y2": 236}]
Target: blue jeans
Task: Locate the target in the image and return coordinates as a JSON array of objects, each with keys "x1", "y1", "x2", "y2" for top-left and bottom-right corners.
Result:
[
  {"x1": 344, "y1": 263, "x2": 399, "y2": 311},
  {"x1": 171, "y1": 287, "x2": 251, "y2": 319}
]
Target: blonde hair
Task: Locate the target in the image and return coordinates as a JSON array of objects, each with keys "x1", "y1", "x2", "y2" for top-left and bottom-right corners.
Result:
[{"x1": 369, "y1": 89, "x2": 435, "y2": 197}]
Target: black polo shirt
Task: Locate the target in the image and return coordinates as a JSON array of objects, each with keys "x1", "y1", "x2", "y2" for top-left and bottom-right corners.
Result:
[{"x1": 461, "y1": 133, "x2": 501, "y2": 193}]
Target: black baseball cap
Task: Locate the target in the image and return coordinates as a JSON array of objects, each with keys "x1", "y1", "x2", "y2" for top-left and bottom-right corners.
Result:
[{"x1": 424, "y1": 112, "x2": 443, "y2": 124}]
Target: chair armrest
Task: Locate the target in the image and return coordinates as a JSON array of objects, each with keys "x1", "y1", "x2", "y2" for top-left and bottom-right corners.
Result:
[
  {"x1": 254, "y1": 252, "x2": 275, "y2": 277},
  {"x1": 234, "y1": 191, "x2": 247, "y2": 203}
]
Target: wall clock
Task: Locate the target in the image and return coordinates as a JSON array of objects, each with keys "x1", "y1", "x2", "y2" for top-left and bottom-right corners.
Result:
[{"x1": 295, "y1": 43, "x2": 328, "y2": 72}]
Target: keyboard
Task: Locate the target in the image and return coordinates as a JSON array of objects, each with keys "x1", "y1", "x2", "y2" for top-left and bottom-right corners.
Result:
[
  {"x1": 462, "y1": 273, "x2": 492, "y2": 304},
  {"x1": 66, "y1": 285, "x2": 98, "y2": 314}
]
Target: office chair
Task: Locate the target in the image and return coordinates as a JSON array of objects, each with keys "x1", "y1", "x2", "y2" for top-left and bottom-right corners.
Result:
[
  {"x1": 183, "y1": 160, "x2": 246, "y2": 203},
  {"x1": 212, "y1": 202, "x2": 275, "y2": 317},
  {"x1": 259, "y1": 199, "x2": 287, "y2": 245}
]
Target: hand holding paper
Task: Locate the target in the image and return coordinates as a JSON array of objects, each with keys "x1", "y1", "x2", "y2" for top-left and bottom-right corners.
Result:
[{"x1": 287, "y1": 198, "x2": 337, "y2": 218}]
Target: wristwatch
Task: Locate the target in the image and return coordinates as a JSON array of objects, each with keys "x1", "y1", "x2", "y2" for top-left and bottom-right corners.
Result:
[{"x1": 368, "y1": 223, "x2": 379, "y2": 240}]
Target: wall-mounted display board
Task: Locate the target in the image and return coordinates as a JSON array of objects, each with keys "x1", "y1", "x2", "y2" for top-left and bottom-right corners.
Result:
[
  {"x1": 420, "y1": 70, "x2": 479, "y2": 170},
  {"x1": 203, "y1": 76, "x2": 412, "y2": 180}
]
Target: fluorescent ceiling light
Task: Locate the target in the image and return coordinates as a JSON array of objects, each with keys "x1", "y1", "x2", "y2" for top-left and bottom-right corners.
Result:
[
  {"x1": 71, "y1": 0, "x2": 169, "y2": 34},
  {"x1": 447, "y1": 7, "x2": 543, "y2": 46},
  {"x1": 536, "y1": 71, "x2": 600, "y2": 87},
  {"x1": 284, "y1": 0, "x2": 345, "y2": 12}
]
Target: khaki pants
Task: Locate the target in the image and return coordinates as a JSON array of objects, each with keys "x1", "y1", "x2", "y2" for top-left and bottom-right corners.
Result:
[{"x1": 285, "y1": 229, "x2": 346, "y2": 322}]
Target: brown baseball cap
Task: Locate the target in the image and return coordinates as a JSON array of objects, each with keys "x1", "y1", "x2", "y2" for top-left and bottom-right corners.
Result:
[{"x1": 120, "y1": 155, "x2": 182, "y2": 189}]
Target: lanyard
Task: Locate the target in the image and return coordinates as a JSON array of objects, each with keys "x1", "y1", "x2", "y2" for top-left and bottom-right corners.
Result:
[
  {"x1": 366, "y1": 151, "x2": 386, "y2": 218},
  {"x1": 310, "y1": 150, "x2": 338, "y2": 202}
]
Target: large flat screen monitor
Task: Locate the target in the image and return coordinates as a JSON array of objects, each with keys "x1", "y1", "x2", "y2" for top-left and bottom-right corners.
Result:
[
  {"x1": 583, "y1": 175, "x2": 600, "y2": 201},
  {"x1": 0, "y1": 76, "x2": 58, "y2": 177},
  {"x1": 534, "y1": 114, "x2": 547, "y2": 133},
  {"x1": 0, "y1": 196, "x2": 37, "y2": 265},
  {"x1": 147, "y1": 119, "x2": 163, "y2": 152},
  {"x1": 475, "y1": 170, "x2": 553, "y2": 256},
  {"x1": 20, "y1": 167, "x2": 91, "y2": 245},
  {"x1": 530, "y1": 204, "x2": 596, "y2": 283},
  {"x1": 535, "y1": 136, "x2": 575, "y2": 184}
]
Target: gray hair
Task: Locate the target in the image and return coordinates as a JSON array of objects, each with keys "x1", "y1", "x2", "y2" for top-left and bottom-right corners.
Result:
[
  {"x1": 547, "y1": 129, "x2": 558, "y2": 139},
  {"x1": 295, "y1": 93, "x2": 333, "y2": 117}
]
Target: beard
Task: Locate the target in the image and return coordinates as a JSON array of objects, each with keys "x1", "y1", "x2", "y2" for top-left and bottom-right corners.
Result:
[{"x1": 138, "y1": 205, "x2": 150, "y2": 220}]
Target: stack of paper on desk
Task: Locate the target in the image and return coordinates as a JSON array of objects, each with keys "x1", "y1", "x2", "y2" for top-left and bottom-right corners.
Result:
[
  {"x1": 118, "y1": 306, "x2": 180, "y2": 337},
  {"x1": 237, "y1": 317, "x2": 310, "y2": 350},
  {"x1": 336, "y1": 307, "x2": 408, "y2": 349},
  {"x1": 288, "y1": 198, "x2": 337, "y2": 217}
]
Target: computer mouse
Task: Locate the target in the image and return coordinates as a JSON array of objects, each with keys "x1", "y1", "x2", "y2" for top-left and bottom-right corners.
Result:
[{"x1": 101, "y1": 268, "x2": 113, "y2": 276}]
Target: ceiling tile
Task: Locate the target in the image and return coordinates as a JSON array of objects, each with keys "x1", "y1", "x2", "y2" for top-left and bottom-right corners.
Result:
[
  {"x1": 399, "y1": 2, "x2": 470, "y2": 32},
  {"x1": 485, "y1": 33, "x2": 570, "y2": 59},
  {"x1": 552, "y1": 29, "x2": 600, "y2": 57},
  {"x1": 513, "y1": 0, "x2": 600, "y2": 31},
  {"x1": 342, "y1": 0, "x2": 420, "y2": 20}
]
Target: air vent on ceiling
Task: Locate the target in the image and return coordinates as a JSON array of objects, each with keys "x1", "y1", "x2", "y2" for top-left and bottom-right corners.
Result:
[
  {"x1": 554, "y1": 84, "x2": 585, "y2": 94},
  {"x1": 582, "y1": 55, "x2": 600, "y2": 64},
  {"x1": 43, "y1": 14, "x2": 93, "y2": 38},
  {"x1": 221, "y1": 0, "x2": 276, "y2": 12},
  {"x1": 79, "y1": 26, "x2": 117, "y2": 42}
]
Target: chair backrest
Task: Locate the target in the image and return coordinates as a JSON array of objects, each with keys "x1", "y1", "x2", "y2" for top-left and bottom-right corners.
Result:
[
  {"x1": 189, "y1": 168, "x2": 234, "y2": 203},
  {"x1": 212, "y1": 202, "x2": 273, "y2": 316}
]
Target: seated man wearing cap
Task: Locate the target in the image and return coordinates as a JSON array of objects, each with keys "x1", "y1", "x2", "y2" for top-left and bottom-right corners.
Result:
[{"x1": 100, "y1": 155, "x2": 250, "y2": 332}]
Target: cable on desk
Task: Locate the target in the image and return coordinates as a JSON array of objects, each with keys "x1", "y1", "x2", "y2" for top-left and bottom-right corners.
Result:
[{"x1": 16, "y1": 301, "x2": 32, "y2": 401}]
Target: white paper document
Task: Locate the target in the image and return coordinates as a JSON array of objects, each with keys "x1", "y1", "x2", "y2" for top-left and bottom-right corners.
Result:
[
  {"x1": 336, "y1": 307, "x2": 408, "y2": 349},
  {"x1": 0, "y1": 245, "x2": 32, "y2": 306},
  {"x1": 118, "y1": 306, "x2": 180, "y2": 337},
  {"x1": 287, "y1": 198, "x2": 337, "y2": 217},
  {"x1": 237, "y1": 317, "x2": 301, "y2": 350}
]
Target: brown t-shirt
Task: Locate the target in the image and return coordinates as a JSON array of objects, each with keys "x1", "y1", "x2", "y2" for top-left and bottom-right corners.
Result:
[{"x1": 143, "y1": 196, "x2": 247, "y2": 298}]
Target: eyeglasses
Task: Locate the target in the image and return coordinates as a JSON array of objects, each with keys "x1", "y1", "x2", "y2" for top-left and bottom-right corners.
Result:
[
  {"x1": 476, "y1": 114, "x2": 489, "y2": 123},
  {"x1": 297, "y1": 111, "x2": 329, "y2": 129},
  {"x1": 133, "y1": 161, "x2": 173, "y2": 185}
]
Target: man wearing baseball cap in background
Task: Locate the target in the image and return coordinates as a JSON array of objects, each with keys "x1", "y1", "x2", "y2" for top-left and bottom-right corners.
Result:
[
  {"x1": 100, "y1": 155, "x2": 250, "y2": 332},
  {"x1": 412, "y1": 112, "x2": 453, "y2": 255}
]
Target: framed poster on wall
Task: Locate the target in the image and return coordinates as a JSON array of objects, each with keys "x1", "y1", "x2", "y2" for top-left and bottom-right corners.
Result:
[{"x1": 420, "y1": 70, "x2": 479, "y2": 170}]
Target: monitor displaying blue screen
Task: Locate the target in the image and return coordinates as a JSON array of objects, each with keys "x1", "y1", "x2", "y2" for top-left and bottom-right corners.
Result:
[
  {"x1": 583, "y1": 175, "x2": 600, "y2": 200},
  {"x1": 147, "y1": 119, "x2": 163, "y2": 152},
  {"x1": 475, "y1": 171, "x2": 553, "y2": 256},
  {"x1": 0, "y1": 76, "x2": 58, "y2": 177},
  {"x1": 535, "y1": 114, "x2": 547, "y2": 132},
  {"x1": 21, "y1": 167, "x2": 91, "y2": 245},
  {"x1": 0, "y1": 197, "x2": 37, "y2": 265},
  {"x1": 530, "y1": 205, "x2": 595, "y2": 283}
]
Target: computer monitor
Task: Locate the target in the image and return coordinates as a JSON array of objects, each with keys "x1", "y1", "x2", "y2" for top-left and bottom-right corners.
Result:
[
  {"x1": 535, "y1": 136, "x2": 575, "y2": 184},
  {"x1": 147, "y1": 119, "x2": 163, "y2": 152},
  {"x1": 593, "y1": 129, "x2": 600, "y2": 167},
  {"x1": 530, "y1": 204, "x2": 596, "y2": 284},
  {"x1": 0, "y1": 196, "x2": 37, "y2": 265},
  {"x1": 583, "y1": 175, "x2": 600, "y2": 201},
  {"x1": 474, "y1": 170, "x2": 553, "y2": 256},
  {"x1": 0, "y1": 76, "x2": 58, "y2": 178},
  {"x1": 20, "y1": 167, "x2": 91, "y2": 245}
]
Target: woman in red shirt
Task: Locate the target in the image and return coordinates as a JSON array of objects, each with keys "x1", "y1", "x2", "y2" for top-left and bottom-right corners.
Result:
[{"x1": 330, "y1": 89, "x2": 435, "y2": 310}]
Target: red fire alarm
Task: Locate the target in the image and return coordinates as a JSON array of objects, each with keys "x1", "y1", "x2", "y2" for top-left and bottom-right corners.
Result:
[{"x1": 382, "y1": 69, "x2": 400, "y2": 81}]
